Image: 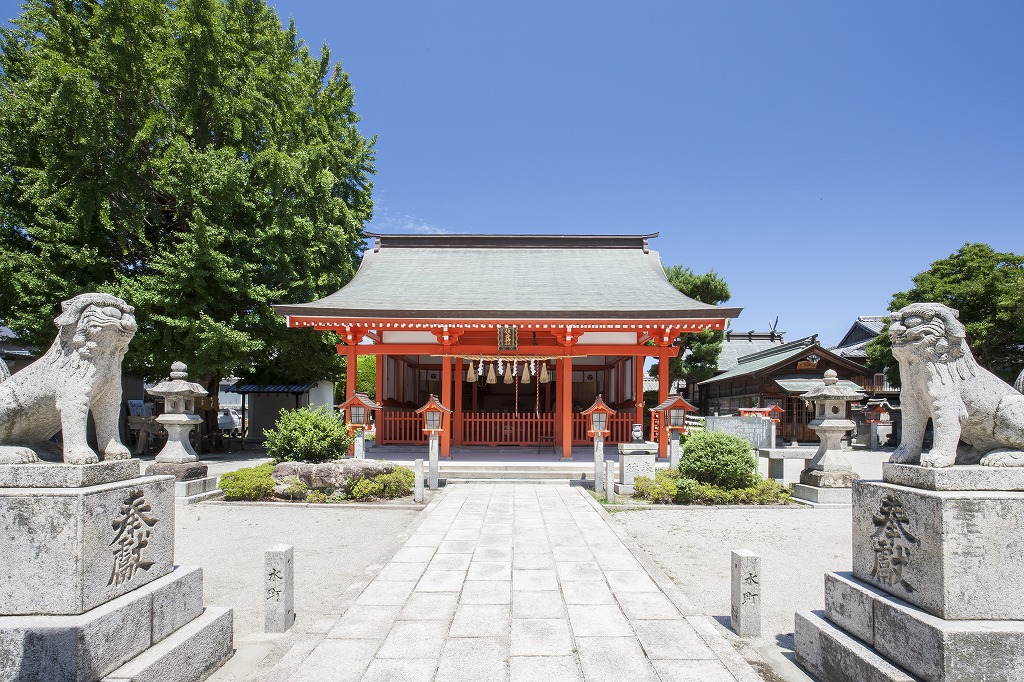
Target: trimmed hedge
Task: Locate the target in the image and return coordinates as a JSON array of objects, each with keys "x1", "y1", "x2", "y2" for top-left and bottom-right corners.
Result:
[
  {"x1": 679, "y1": 430, "x2": 757, "y2": 489},
  {"x1": 219, "y1": 463, "x2": 276, "y2": 501},
  {"x1": 264, "y1": 405, "x2": 355, "y2": 463}
]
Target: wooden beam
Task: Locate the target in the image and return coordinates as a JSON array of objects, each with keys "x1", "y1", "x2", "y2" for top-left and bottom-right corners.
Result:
[{"x1": 338, "y1": 343, "x2": 680, "y2": 358}]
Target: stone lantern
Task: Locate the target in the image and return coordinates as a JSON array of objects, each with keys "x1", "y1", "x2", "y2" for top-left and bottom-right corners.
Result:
[
  {"x1": 794, "y1": 369, "x2": 863, "y2": 504},
  {"x1": 581, "y1": 395, "x2": 615, "y2": 495},
  {"x1": 147, "y1": 362, "x2": 206, "y2": 464}
]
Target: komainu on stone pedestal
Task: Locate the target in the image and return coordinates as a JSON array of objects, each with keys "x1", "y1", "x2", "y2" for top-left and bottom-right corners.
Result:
[
  {"x1": 888, "y1": 302, "x2": 1024, "y2": 468},
  {"x1": 0, "y1": 293, "x2": 136, "y2": 465}
]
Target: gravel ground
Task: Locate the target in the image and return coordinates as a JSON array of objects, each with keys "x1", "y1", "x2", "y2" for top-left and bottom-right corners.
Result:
[
  {"x1": 174, "y1": 502, "x2": 421, "y2": 641},
  {"x1": 611, "y1": 505, "x2": 853, "y2": 680}
]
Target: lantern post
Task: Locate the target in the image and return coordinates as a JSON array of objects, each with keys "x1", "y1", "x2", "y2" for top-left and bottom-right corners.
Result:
[
  {"x1": 651, "y1": 395, "x2": 698, "y2": 469},
  {"x1": 416, "y1": 395, "x2": 452, "y2": 489},
  {"x1": 338, "y1": 392, "x2": 381, "y2": 459},
  {"x1": 581, "y1": 395, "x2": 615, "y2": 495},
  {"x1": 146, "y1": 362, "x2": 207, "y2": 464}
]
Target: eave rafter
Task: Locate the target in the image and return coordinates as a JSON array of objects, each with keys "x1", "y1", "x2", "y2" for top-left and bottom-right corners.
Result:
[{"x1": 286, "y1": 316, "x2": 726, "y2": 336}]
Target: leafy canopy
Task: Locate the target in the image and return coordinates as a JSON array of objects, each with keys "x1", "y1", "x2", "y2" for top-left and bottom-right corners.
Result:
[
  {"x1": 0, "y1": 0, "x2": 374, "y2": 388},
  {"x1": 650, "y1": 265, "x2": 731, "y2": 385},
  {"x1": 865, "y1": 243, "x2": 1024, "y2": 385}
]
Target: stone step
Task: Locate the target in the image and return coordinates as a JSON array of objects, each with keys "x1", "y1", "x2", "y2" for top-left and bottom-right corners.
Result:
[
  {"x1": 794, "y1": 610, "x2": 916, "y2": 682},
  {"x1": 101, "y1": 606, "x2": 233, "y2": 682},
  {"x1": 441, "y1": 469, "x2": 592, "y2": 480},
  {"x1": 445, "y1": 478, "x2": 575, "y2": 485},
  {"x1": 0, "y1": 566, "x2": 206, "y2": 682}
]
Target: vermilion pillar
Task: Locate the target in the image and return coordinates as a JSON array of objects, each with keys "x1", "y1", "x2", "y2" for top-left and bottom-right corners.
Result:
[
  {"x1": 560, "y1": 357, "x2": 573, "y2": 459},
  {"x1": 441, "y1": 355, "x2": 452, "y2": 458},
  {"x1": 635, "y1": 356, "x2": 645, "y2": 427},
  {"x1": 453, "y1": 358, "x2": 463, "y2": 446},
  {"x1": 346, "y1": 346, "x2": 357, "y2": 399},
  {"x1": 658, "y1": 347, "x2": 669, "y2": 459}
]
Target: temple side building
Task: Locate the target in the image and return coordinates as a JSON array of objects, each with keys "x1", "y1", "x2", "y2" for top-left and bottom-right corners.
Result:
[{"x1": 274, "y1": 233, "x2": 741, "y2": 458}]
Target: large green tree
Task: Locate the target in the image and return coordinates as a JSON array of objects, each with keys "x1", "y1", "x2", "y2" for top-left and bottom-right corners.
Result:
[
  {"x1": 649, "y1": 265, "x2": 732, "y2": 386},
  {"x1": 0, "y1": 0, "x2": 374, "y2": 400},
  {"x1": 865, "y1": 243, "x2": 1024, "y2": 385}
]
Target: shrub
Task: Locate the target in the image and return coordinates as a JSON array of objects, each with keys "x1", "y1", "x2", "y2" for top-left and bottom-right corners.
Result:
[
  {"x1": 351, "y1": 477, "x2": 384, "y2": 500},
  {"x1": 378, "y1": 467, "x2": 414, "y2": 497},
  {"x1": 219, "y1": 464, "x2": 276, "y2": 501},
  {"x1": 633, "y1": 469, "x2": 679, "y2": 504},
  {"x1": 679, "y1": 430, "x2": 757, "y2": 489},
  {"x1": 350, "y1": 466, "x2": 414, "y2": 500},
  {"x1": 307, "y1": 489, "x2": 346, "y2": 503},
  {"x1": 264, "y1": 405, "x2": 355, "y2": 463},
  {"x1": 674, "y1": 475, "x2": 791, "y2": 505}
]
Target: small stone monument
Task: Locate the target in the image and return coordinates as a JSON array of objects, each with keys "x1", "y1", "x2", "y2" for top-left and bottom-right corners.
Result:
[
  {"x1": 146, "y1": 362, "x2": 223, "y2": 505},
  {"x1": 616, "y1": 427, "x2": 658, "y2": 496},
  {"x1": 795, "y1": 303, "x2": 1024, "y2": 681},
  {"x1": 731, "y1": 549, "x2": 761, "y2": 637},
  {"x1": 791, "y1": 370, "x2": 862, "y2": 506}
]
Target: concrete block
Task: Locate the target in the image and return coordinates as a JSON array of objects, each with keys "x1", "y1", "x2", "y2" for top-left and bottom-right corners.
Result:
[
  {"x1": 175, "y1": 477, "x2": 217, "y2": 498},
  {"x1": 0, "y1": 474, "x2": 175, "y2": 615},
  {"x1": 883, "y1": 463, "x2": 1024, "y2": 492},
  {"x1": 617, "y1": 452, "x2": 656, "y2": 486},
  {"x1": 792, "y1": 484, "x2": 853, "y2": 505},
  {"x1": 151, "y1": 566, "x2": 204, "y2": 643},
  {"x1": 852, "y1": 480, "x2": 1024, "y2": 619},
  {"x1": 175, "y1": 489, "x2": 224, "y2": 506},
  {"x1": 795, "y1": 610, "x2": 916, "y2": 682},
  {"x1": 414, "y1": 459, "x2": 424, "y2": 503},
  {"x1": 730, "y1": 549, "x2": 761, "y2": 637},
  {"x1": 0, "y1": 460, "x2": 141, "y2": 488},
  {"x1": 264, "y1": 544, "x2": 294, "y2": 633},
  {"x1": 101, "y1": 606, "x2": 233, "y2": 682},
  {"x1": 824, "y1": 572, "x2": 885, "y2": 646},
  {"x1": 874, "y1": 595, "x2": 1024, "y2": 682},
  {"x1": 0, "y1": 566, "x2": 203, "y2": 682}
]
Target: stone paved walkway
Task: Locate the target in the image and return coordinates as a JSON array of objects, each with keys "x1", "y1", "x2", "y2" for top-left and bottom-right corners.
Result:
[{"x1": 285, "y1": 484, "x2": 762, "y2": 682}]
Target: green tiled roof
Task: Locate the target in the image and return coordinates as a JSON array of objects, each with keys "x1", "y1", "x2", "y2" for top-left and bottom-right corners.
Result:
[
  {"x1": 699, "y1": 337, "x2": 820, "y2": 384},
  {"x1": 275, "y1": 234, "x2": 742, "y2": 321}
]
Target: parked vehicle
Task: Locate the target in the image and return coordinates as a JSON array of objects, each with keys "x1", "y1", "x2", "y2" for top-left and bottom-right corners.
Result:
[{"x1": 218, "y1": 407, "x2": 242, "y2": 436}]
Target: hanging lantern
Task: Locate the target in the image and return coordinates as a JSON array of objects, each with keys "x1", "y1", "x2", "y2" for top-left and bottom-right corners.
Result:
[
  {"x1": 521, "y1": 363, "x2": 530, "y2": 383},
  {"x1": 539, "y1": 362, "x2": 550, "y2": 384},
  {"x1": 486, "y1": 362, "x2": 497, "y2": 384},
  {"x1": 466, "y1": 360, "x2": 476, "y2": 382}
]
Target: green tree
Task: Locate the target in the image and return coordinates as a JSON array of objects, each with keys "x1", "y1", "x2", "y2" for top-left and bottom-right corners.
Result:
[
  {"x1": 649, "y1": 265, "x2": 731, "y2": 386},
  {"x1": 867, "y1": 243, "x2": 1024, "y2": 385},
  {"x1": 0, "y1": 0, "x2": 374, "y2": 408}
]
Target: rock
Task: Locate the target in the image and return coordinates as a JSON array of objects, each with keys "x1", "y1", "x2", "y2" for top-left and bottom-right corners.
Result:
[
  {"x1": 271, "y1": 460, "x2": 394, "y2": 491},
  {"x1": 147, "y1": 462, "x2": 209, "y2": 482},
  {"x1": 271, "y1": 481, "x2": 307, "y2": 501}
]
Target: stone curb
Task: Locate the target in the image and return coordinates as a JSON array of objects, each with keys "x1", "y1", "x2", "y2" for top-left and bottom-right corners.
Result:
[
  {"x1": 578, "y1": 488, "x2": 764, "y2": 682},
  {"x1": 249, "y1": 486, "x2": 453, "y2": 682}
]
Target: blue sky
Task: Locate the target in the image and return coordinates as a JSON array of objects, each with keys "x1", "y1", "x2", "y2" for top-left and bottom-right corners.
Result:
[{"x1": 3, "y1": 1, "x2": 1022, "y2": 346}]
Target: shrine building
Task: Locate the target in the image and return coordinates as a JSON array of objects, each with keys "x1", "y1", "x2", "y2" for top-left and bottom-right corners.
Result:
[{"x1": 274, "y1": 233, "x2": 741, "y2": 459}]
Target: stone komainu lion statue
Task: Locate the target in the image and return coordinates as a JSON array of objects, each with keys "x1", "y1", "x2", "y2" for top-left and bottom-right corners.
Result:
[
  {"x1": 889, "y1": 302, "x2": 1024, "y2": 468},
  {"x1": 0, "y1": 293, "x2": 136, "y2": 465}
]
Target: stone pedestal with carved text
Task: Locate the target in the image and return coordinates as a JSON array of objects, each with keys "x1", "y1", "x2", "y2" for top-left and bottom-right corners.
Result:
[
  {"x1": 795, "y1": 464, "x2": 1024, "y2": 682},
  {"x1": 614, "y1": 444, "x2": 657, "y2": 495},
  {"x1": 0, "y1": 459, "x2": 232, "y2": 682}
]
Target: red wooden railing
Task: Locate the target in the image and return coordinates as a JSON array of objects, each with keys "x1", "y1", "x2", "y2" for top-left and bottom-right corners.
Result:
[
  {"x1": 379, "y1": 410, "x2": 426, "y2": 444},
  {"x1": 571, "y1": 412, "x2": 635, "y2": 444},
  {"x1": 462, "y1": 412, "x2": 554, "y2": 446},
  {"x1": 378, "y1": 409, "x2": 638, "y2": 446}
]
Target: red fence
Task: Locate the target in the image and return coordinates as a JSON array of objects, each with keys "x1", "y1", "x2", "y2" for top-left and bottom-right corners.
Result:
[
  {"x1": 462, "y1": 412, "x2": 554, "y2": 445},
  {"x1": 379, "y1": 409, "x2": 638, "y2": 446},
  {"x1": 571, "y1": 412, "x2": 635, "y2": 444},
  {"x1": 379, "y1": 410, "x2": 426, "y2": 444}
]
